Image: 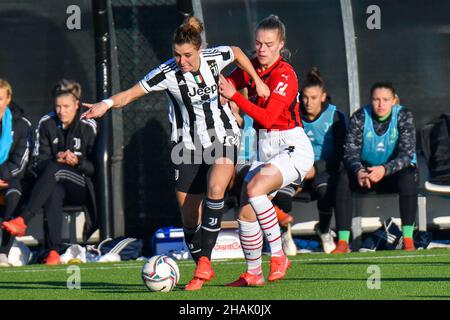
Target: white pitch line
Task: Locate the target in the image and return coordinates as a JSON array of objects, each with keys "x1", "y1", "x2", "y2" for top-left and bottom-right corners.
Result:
[{"x1": 0, "y1": 252, "x2": 449, "y2": 275}]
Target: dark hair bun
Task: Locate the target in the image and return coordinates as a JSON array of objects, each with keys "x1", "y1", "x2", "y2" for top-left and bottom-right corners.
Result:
[{"x1": 52, "y1": 79, "x2": 81, "y2": 99}]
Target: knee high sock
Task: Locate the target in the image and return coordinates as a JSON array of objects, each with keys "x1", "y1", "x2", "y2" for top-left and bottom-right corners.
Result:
[
  {"x1": 238, "y1": 219, "x2": 263, "y2": 275},
  {"x1": 249, "y1": 195, "x2": 284, "y2": 257},
  {"x1": 183, "y1": 224, "x2": 203, "y2": 263},
  {"x1": 200, "y1": 198, "x2": 225, "y2": 260}
]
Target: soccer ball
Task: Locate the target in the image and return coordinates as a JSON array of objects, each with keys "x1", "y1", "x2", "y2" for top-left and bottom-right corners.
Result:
[{"x1": 141, "y1": 255, "x2": 180, "y2": 292}]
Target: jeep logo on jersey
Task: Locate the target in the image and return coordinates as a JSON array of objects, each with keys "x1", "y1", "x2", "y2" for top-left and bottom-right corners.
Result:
[
  {"x1": 188, "y1": 84, "x2": 218, "y2": 97},
  {"x1": 73, "y1": 138, "x2": 81, "y2": 150}
]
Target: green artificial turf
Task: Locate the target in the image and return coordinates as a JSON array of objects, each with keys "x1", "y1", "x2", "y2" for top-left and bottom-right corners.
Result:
[{"x1": 1, "y1": 249, "x2": 450, "y2": 300}]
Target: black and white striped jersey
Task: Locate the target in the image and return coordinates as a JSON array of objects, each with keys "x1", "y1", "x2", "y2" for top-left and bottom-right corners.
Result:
[{"x1": 139, "y1": 46, "x2": 241, "y2": 150}]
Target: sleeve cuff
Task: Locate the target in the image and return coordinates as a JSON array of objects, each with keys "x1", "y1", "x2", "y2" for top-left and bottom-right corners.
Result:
[
  {"x1": 226, "y1": 77, "x2": 237, "y2": 90},
  {"x1": 231, "y1": 91, "x2": 245, "y2": 104},
  {"x1": 139, "y1": 80, "x2": 150, "y2": 94},
  {"x1": 383, "y1": 164, "x2": 392, "y2": 176},
  {"x1": 228, "y1": 46, "x2": 235, "y2": 62},
  {"x1": 353, "y1": 165, "x2": 364, "y2": 177}
]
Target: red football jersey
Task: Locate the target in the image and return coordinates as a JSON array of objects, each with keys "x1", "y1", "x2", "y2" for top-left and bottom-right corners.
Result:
[{"x1": 228, "y1": 56, "x2": 302, "y2": 130}]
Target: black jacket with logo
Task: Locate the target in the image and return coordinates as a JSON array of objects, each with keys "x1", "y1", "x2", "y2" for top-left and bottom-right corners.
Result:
[
  {"x1": 33, "y1": 110, "x2": 97, "y2": 176},
  {"x1": 0, "y1": 102, "x2": 32, "y2": 181}
]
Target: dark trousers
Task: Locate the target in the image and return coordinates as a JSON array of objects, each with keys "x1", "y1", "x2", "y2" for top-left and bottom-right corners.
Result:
[
  {"x1": 0, "y1": 178, "x2": 23, "y2": 254},
  {"x1": 334, "y1": 166, "x2": 418, "y2": 232},
  {"x1": 22, "y1": 162, "x2": 87, "y2": 251},
  {"x1": 301, "y1": 169, "x2": 338, "y2": 213}
]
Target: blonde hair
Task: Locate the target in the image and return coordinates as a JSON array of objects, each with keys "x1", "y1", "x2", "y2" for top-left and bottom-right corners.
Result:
[
  {"x1": 51, "y1": 79, "x2": 81, "y2": 100},
  {"x1": 0, "y1": 79, "x2": 13, "y2": 97},
  {"x1": 173, "y1": 16, "x2": 204, "y2": 49}
]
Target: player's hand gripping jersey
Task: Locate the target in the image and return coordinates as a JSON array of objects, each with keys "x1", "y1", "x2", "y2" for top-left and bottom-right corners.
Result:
[{"x1": 228, "y1": 56, "x2": 313, "y2": 187}]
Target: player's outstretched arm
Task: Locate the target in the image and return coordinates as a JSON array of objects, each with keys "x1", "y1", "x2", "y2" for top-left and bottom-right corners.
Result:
[
  {"x1": 230, "y1": 46, "x2": 270, "y2": 99},
  {"x1": 82, "y1": 83, "x2": 146, "y2": 119}
]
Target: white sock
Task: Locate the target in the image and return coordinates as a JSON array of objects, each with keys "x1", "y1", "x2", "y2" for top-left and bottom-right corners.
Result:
[
  {"x1": 249, "y1": 195, "x2": 284, "y2": 257},
  {"x1": 238, "y1": 219, "x2": 263, "y2": 274}
]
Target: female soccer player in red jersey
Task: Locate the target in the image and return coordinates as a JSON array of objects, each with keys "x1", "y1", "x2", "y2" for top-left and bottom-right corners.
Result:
[{"x1": 220, "y1": 15, "x2": 314, "y2": 286}]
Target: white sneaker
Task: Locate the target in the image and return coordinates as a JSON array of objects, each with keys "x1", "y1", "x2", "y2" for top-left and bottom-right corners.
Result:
[
  {"x1": 282, "y1": 224, "x2": 297, "y2": 256},
  {"x1": 316, "y1": 229, "x2": 336, "y2": 254},
  {"x1": 0, "y1": 253, "x2": 11, "y2": 267}
]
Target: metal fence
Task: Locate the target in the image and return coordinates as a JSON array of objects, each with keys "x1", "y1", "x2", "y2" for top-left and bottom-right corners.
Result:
[{"x1": 111, "y1": 0, "x2": 181, "y2": 246}]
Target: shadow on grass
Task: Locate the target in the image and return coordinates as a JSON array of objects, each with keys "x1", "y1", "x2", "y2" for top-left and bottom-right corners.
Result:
[
  {"x1": 283, "y1": 277, "x2": 450, "y2": 283},
  {"x1": 0, "y1": 281, "x2": 234, "y2": 294},
  {"x1": 409, "y1": 295, "x2": 450, "y2": 299},
  {"x1": 305, "y1": 261, "x2": 450, "y2": 266},
  {"x1": 0, "y1": 281, "x2": 142, "y2": 291}
]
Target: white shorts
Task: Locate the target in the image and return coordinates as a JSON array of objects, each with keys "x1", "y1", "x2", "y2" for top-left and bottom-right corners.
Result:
[{"x1": 244, "y1": 127, "x2": 314, "y2": 191}]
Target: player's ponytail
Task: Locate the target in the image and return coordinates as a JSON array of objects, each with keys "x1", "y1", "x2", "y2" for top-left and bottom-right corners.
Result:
[
  {"x1": 52, "y1": 79, "x2": 82, "y2": 100},
  {"x1": 256, "y1": 15, "x2": 291, "y2": 61},
  {"x1": 302, "y1": 67, "x2": 326, "y2": 92},
  {"x1": 257, "y1": 15, "x2": 286, "y2": 42},
  {"x1": 173, "y1": 16, "x2": 203, "y2": 49}
]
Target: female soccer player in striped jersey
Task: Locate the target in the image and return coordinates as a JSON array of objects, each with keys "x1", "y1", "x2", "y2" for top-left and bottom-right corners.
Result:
[
  {"x1": 219, "y1": 15, "x2": 314, "y2": 286},
  {"x1": 82, "y1": 16, "x2": 269, "y2": 291}
]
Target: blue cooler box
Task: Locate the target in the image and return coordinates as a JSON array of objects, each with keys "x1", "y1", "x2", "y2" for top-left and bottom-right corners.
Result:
[{"x1": 152, "y1": 227, "x2": 187, "y2": 255}]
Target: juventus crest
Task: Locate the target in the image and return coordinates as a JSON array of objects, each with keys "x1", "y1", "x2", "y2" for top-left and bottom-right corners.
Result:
[
  {"x1": 208, "y1": 61, "x2": 219, "y2": 77},
  {"x1": 73, "y1": 137, "x2": 81, "y2": 150}
]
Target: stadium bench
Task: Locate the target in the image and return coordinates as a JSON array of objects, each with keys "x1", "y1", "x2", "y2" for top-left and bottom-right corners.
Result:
[{"x1": 16, "y1": 206, "x2": 99, "y2": 246}]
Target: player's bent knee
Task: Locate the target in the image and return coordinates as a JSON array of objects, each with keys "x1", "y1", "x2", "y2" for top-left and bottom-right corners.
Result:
[
  {"x1": 246, "y1": 180, "x2": 266, "y2": 199},
  {"x1": 207, "y1": 184, "x2": 226, "y2": 199},
  {"x1": 238, "y1": 206, "x2": 257, "y2": 222},
  {"x1": 315, "y1": 185, "x2": 328, "y2": 200},
  {"x1": 45, "y1": 161, "x2": 64, "y2": 175}
]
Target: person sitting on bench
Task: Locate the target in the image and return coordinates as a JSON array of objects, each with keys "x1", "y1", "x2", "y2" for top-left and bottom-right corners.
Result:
[
  {"x1": 333, "y1": 82, "x2": 418, "y2": 253},
  {"x1": 0, "y1": 79, "x2": 32, "y2": 267},
  {"x1": 2, "y1": 79, "x2": 98, "y2": 265}
]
